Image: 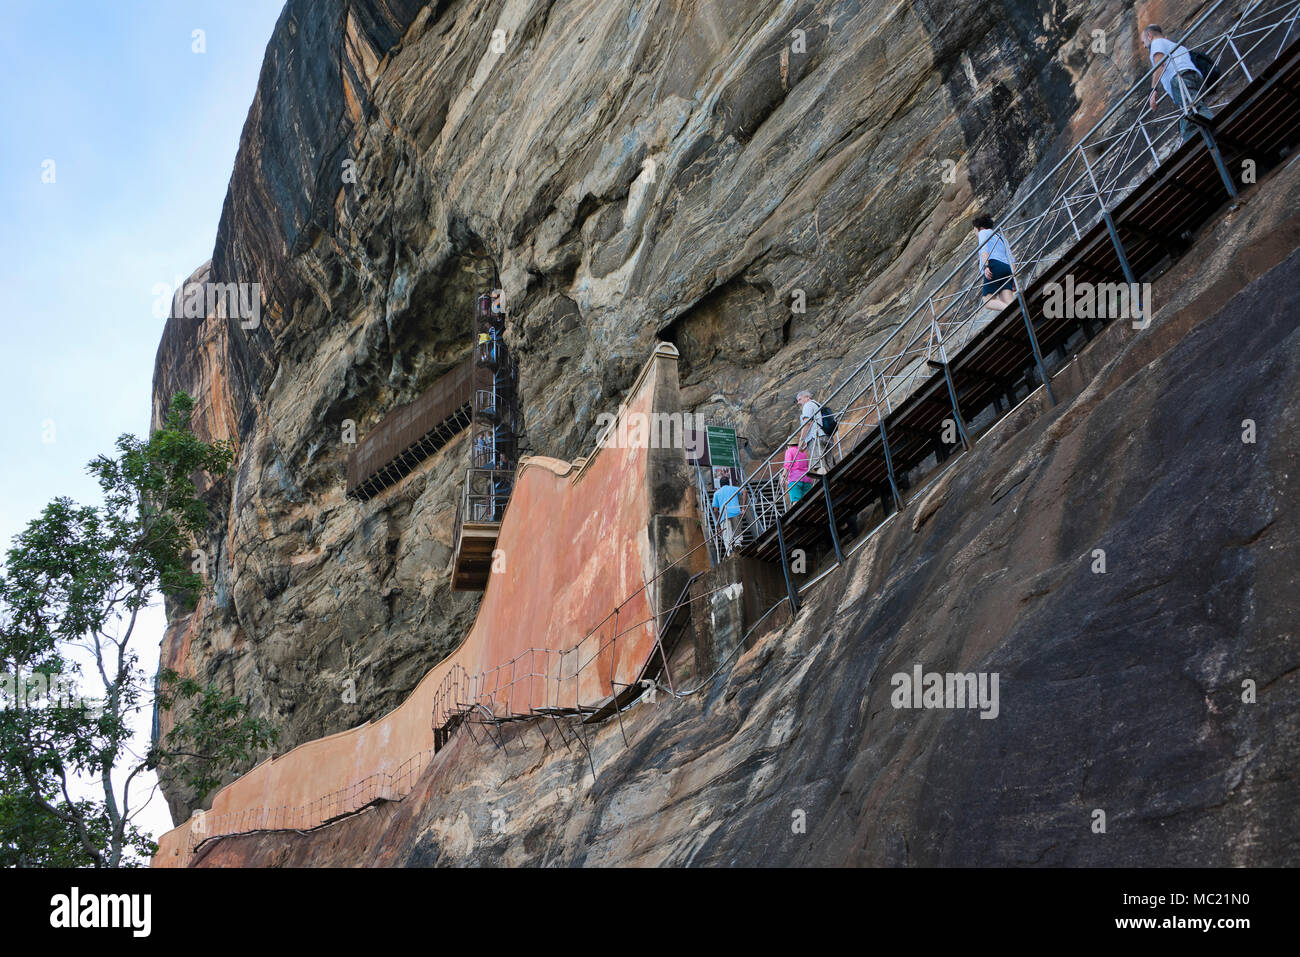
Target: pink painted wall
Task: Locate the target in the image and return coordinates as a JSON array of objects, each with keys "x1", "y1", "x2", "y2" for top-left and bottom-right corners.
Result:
[{"x1": 154, "y1": 344, "x2": 696, "y2": 866}]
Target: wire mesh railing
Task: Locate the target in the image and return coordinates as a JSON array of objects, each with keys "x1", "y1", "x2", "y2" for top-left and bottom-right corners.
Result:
[
  {"x1": 180, "y1": 747, "x2": 436, "y2": 863},
  {"x1": 711, "y1": 0, "x2": 1300, "y2": 546}
]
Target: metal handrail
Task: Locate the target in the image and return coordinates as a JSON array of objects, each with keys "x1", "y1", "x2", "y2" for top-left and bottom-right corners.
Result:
[{"x1": 712, "y1": 0, "x2": 1297, "y2": 545}]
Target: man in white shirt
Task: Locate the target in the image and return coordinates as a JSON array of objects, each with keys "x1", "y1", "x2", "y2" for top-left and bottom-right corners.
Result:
[
  {"x1": 796, "y1": 390, "x2": 832, "y2": 474},
  {"x1": 1143, "y1": 24, "x2": 1213, "y2": 142}
]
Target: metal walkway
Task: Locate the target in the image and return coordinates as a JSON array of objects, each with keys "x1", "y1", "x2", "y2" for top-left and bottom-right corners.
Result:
[
  {"x1": 346, "y1": 357, "x2": 474, "y2": 501},
  {"x1": 737, "y1": 0, "x2": 1300, "y2": 572}
]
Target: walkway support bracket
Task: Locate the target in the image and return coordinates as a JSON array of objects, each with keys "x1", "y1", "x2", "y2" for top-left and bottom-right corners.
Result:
[
  {"x1": 877, "y1": 419, "x2": 907, "y2": 512},
  {"x1": 1081, "y1": 146, "x2": 1139, "y2": 306},
  {"x1": 773, "y1": 513, "x2": 801, "y2": 614},
  {"x1": 822, "y1": 474, "x2": 846, "y2": 566},
  {"x1": 929, "y1": 304, "x2": 973, "y2": 452},
  {"x1": 1194, "y1": 117, "x2": 1242, "y2": 199},
  {"x1": 1012, "y1": 281, "x2": 1058, "y2": 407}
]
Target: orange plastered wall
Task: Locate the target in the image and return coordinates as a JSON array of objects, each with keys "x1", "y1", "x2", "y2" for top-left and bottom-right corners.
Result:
[{"x1": 154, "y1": 346, "x2": 681, "y2": 865}]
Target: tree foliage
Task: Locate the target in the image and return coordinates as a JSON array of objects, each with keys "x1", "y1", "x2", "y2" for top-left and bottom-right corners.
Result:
[{"x1": 0, "y1": 393, "x2": 276, "y2": 866}]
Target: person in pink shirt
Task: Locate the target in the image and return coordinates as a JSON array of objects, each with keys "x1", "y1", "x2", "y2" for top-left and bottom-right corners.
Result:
[{"x1": 783, "y1": 442, "x2": 813, "y2": 503}]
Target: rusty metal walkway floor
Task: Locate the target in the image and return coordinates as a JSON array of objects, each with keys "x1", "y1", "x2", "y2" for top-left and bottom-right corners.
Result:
[{"x1": 741, "y1": 31, "x2": 1300, "y2": 566}]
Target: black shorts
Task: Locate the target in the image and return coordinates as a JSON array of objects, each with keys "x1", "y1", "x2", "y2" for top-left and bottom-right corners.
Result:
[{"x1": 982, "y1": 258, "x2": 1014, "y2": 298}]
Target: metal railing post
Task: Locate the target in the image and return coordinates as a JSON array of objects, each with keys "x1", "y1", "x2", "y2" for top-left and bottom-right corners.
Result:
[
  {"x1": 878, "y1": 418, "x2": 907, "y2": 512},
  {"x1": 869, "y1": 367, "x2": 907, "y2": 511},
  {"x1": 930, "y1": 301, "x2": 972, "y2": 451},
  {"x1": 1081, "y1": 148, "x2": 1138, "y2": 287},
  {"x1": 821, "y1": 474, "x2": 846, "y2": 565},
  {"x1": 1063, "y1": 196, "x2": 1083, "y2": 240},
  {"x1": 1007, "y1": 259, "x2": 1058, "y2": 406},
  {"x1": 773, "y1": 514, "x2": 801, "y2": 614},
  {"x1": 1139, "y1": 122, "x2": 1161, "y2": 168},
  {"x1": 1198, "y1": 120, "x2": 1241, "y2": 199},
  {"x1": 1227, "y1": 37, "x2": 1253, "y2": 81}
]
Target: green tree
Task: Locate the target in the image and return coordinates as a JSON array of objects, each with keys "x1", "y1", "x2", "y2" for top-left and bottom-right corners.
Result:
[{"x1": 0, "y1": 393, "x2": 277, "y2": 867}]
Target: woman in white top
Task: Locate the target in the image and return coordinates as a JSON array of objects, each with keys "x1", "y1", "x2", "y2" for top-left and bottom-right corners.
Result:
[{"x1": 973, "y1": 214, "x2": 1016, "y2": 312}]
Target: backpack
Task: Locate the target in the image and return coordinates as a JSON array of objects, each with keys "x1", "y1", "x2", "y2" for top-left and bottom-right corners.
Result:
[
  {"x1": 1189, "y1": 49, "x2": 1221, "y2": 89},
  {"x1": 820, "y1": 407, "x2": 838, "y2": 437}
]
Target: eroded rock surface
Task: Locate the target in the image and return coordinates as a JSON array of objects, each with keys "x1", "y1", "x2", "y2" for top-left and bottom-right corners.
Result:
[
  {"x1": 153, "y1": 0, "x2": 1272, "y2": 825},
  {"x1": 192, "y1": 149, "x2": 1300, "y2": 867}
]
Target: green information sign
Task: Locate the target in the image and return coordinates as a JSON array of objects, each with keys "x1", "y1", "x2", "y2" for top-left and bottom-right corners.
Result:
[{"x1": 705, "y1": 426, "x2": 739, "y2": 470}]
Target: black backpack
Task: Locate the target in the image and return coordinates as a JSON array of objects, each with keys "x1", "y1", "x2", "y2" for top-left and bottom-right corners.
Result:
[
  {"x1": 820, "y1": 407, "x2": 838, "y2": 437},
  {"x1": 1189, "y1": 49, "x2": 1221, "y2": 90}
]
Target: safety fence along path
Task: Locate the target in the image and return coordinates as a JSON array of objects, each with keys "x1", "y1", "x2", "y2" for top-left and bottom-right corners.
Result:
[{"x1": 726, "y1": 0, "x2": 1300, "y2": 581}]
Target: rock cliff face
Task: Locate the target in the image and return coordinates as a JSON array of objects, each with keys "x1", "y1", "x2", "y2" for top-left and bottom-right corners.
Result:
[
  {"x1": 191, "y1": 152, "x2": 1300, "y2": 866},
  {"x1": 152, "y1": 0, "x2": 1277, "y2": 827}
]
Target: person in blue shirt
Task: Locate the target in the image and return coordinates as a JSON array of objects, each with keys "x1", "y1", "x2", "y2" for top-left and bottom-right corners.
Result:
[
  {"x1": 973, "y1": 214, "x2": 1017, "y2": 312},
  {"x1": 711, "y1": 469, "x2": 746, "y2": 556}
]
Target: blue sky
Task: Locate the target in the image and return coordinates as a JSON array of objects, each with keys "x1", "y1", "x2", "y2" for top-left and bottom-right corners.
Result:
[{"x1": 0, "y1": 0, "x2": 285, "y2": 847}]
